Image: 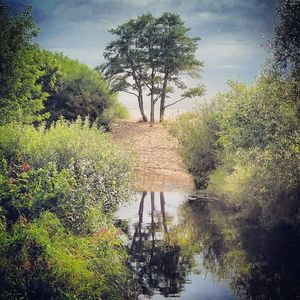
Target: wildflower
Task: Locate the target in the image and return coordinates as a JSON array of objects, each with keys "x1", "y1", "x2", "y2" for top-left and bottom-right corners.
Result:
[
  {"x1": 21, "y1": 162, "x2": 30, "y2": 171},
  {"x1": 93, "y1": 227, "x2": 109, "y2": 242}
]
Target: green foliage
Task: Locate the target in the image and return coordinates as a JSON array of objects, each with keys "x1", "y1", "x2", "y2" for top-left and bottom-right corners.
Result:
[
  {"x1": 0, "y1": 2, "x2": 49, "y2": 124},
  {"x1": 0, "y1": 1, "x2": 127, "y2": 127},
  {"x1": 98, "y1": 95, "x2": 129, "y2": 125},
  {"x1": 0, "y1": 2, "x2": 132, "y2": 298},
  {"x1": 0, "y1": 212, "x2": 130, "y2": 299},
  {"x1": 42, "y1": 51, "x2": 128, "y2": 125},
  {"x1": 213, "y1": 72, "x2": 300, "y2": 206},
  {"x1": 0, "y1": 119, "x2": 135, "y2": 298},
  {"x1": 169, "y1": 101, "x2": 221, "y2": 187},
  {"x1": 216, "y1": 147, "x2": 299, "y2": 208},
  {"x1": 0, "y1": 119, "x2": 135, "y2": 233},
  {"x1": 181, "y1": 86, "x2": 205, "y2": 99},
  {"x1": 171, "y1": 70, "x2": 300, "y2": 210},
  {"x1": 273, "y1": 0, "x2": 300, "y2": 81},
  {"x1": 218, "y1": 73, "x2": 299, "y2": 153},
  {"x1": 103, "y1": 12, "x2": 203, "y2": 122}
]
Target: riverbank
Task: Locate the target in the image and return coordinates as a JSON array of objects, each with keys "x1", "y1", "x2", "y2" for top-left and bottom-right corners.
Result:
[{"x1": 111, "y1": 122, "x2": 194, "y2": 192}]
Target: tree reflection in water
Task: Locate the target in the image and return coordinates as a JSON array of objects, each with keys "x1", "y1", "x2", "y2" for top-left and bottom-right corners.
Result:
[
  {"x1": 129, "y1": 191, "x2": 194, "y2": 297},
  {"x1": 179, "y1": 196, "x2": 300, "y2": 300},
  {"x1": 122, "y1": 191, "x2": 300, "y2": 299}
]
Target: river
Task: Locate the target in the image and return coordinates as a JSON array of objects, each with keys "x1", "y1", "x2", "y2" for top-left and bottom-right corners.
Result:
[{"x1": 116, "y1": 188, "x2": 300, "y2": 299}]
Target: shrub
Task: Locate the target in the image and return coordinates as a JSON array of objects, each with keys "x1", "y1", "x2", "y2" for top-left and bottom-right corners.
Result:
[
  {"x1": 42, "y1": 51, "x2": 129, "y2": 126},
  {"x1": 0, "y1": 118, "x2": 136, "y2": 298},
  {"x1": 98, "y1": 96, "x2": 129, "y2": 126},
  {"x1": 212, "y1": 72, "x2": 300, "y2": 208},
  {"x1": 0, "y1": 212, "x2": 130, "y2": 299},
  {"x1": 218, "y1": 74, "x2": 299, "y2": 153},
  {"x1": 0, "y1": 118, "x2": 135, "y2": 233},
  {"x1": 169, "y1": 100, "x2": 221, "y2": 187},
  {"x1": 171, "y1": 71, "x2": 300, "y2": 217}
]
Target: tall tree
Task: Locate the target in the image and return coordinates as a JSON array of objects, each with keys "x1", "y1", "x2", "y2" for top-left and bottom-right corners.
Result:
[
  {"x1": 0, "y1": 1, "x2": 48, "y2": 124},
  {"x1": 273, "y1": 0, "x2": 300, "y2": 81},
  {"x1": 103, "y1": 13, "x2": 204, "y2": 123},
  {"x1": 103, "y1": 16, "x2": 150, "y2": 122},
  {"x1": 154, "y1": 13, "x2": 204, "y2": 121}
]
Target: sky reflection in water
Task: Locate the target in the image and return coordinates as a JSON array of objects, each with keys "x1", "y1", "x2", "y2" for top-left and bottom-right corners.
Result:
[
  {"x1": 116, "y1": 190, "x2": 300, "y2": 299},
  {"x1": 116, "y1": 191, "x2": 236, "y2": 299}
]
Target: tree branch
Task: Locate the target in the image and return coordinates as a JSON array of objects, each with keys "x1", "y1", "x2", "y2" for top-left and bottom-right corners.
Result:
[
  {"x1": 163, "y1": 97, "x2": 186, "y2": 109},
  {"x1": 123, "y1": 90, "x2": 139, "y2": 98},
  {"x1": 154, "y1": 91, "x2": 162, "y2": 104},
  {"x1": 141, "y1": 76, "x2": 152, "y2": 90}
]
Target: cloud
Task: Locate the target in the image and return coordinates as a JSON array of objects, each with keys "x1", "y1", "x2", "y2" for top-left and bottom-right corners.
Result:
[{"x1": 220, "y1": 65, "x2": 243, "y2": 69}]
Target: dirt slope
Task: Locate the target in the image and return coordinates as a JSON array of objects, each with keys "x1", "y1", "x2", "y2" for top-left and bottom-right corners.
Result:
[{"x1": 111, "y1": 122, "x2": 194, "y2": 192}]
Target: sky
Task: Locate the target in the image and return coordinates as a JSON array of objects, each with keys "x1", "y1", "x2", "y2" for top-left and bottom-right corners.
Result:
[{"x1": 8, "y1": 0, "x2": 279, "y2": 118}]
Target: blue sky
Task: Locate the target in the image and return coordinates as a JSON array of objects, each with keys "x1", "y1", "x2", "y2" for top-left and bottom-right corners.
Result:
[{"x1": 8, "y1": 0, "x2": 279, "y2": 116}]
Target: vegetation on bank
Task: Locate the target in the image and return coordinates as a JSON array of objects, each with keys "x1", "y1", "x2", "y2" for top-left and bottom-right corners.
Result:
[
  {"x1": 170, "y1": 0, "x2": 300, "y2": 220},
  {"x1": 0, "y1": 1, "x2": 134, "y2": 298},
  {"x1": 0, "y1": 120, "x2": 135, "y2": 299},
  {"x1": 41, "y1": 51, "x2": 128, "y2": 126},
  {"x1": 170, "y1": 69, "x2": 300, "y2": 218}
]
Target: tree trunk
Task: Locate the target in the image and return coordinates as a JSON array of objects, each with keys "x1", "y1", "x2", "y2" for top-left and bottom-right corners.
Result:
[
  {"x1": 150, "y1": 90, "x2": 155, "y2": 124},
  {"x1": 160, "y1": 192, "x2": 168, "y2": 235},
  {"x1": 150, "y1": 191, "x2": 155, "y2": 248},
  {"x1": 132, "y1": 70, "x2": 148, "y2": 122},
  {"x1": 159, "y1": 74, "x2": 168, "y2": 122},
  {"x1": 138, "y1": 91, "x2": 148, "y2": 122},
  {"x1": 159, "y1": 92, "x2": 166, "y2": 122}
]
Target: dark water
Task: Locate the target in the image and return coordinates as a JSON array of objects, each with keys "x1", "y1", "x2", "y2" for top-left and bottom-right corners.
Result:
[{"x1": 116, "y1": 191, "x2": 300, "y2": 299}]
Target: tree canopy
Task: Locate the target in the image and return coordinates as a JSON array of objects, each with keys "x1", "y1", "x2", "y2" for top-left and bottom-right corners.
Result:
[
  {"x1": 103, "y1": 12, "x2": 204, "y2": 122},
  {"x1": 41, "y1": 51, "x2": 128, "y2": 126},
  {"x1": 0, "y1": 1, "x2": 48, "y2": 124},
  {"x1": 0, "y1": 1, "x2": 128, "y2": 127},
  {"x1": 273, "y1": 0, "x2": 300, "y2": 81}
]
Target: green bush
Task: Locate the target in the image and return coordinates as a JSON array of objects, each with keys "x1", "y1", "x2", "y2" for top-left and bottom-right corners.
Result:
[
  {"x1": 213, "y1": 72, "x2": 300, "y2": 207},
  {"x1": 171, "y1": 71, "x2": 300, "y2": 216},
  {"x1": 216, "y1": 148, "x2": 300, "y2": 208},
  {"x1": 0, "y1": 212, "x2": 130, "y2": 299},
  {"x1": 42, "y1": 51, "x2": 129, "y2": 126},
  {"x1": 218, "y1": 74, "x2": 299, "y2": 153},
  {"x1": 98, "y1": 96, "x2": 129, "y2": 125},
  {"x1": 0, "y1": 118, "x2": 135, "y2": 233},
  {"x1": 169, "y1": 101, "x2": 221, "y2": 187},
  {"x1": 0, "y1": 119, "x2": 136, "y2": 298}
]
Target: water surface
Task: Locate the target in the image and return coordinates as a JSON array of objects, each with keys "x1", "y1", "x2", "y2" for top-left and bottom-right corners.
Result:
[
  {"x1": 116, "y1": 190, "x2": 300, "y2": 299},
  {"x1": 116, "y1": 191, "x2": 236, "y2": 299}
]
